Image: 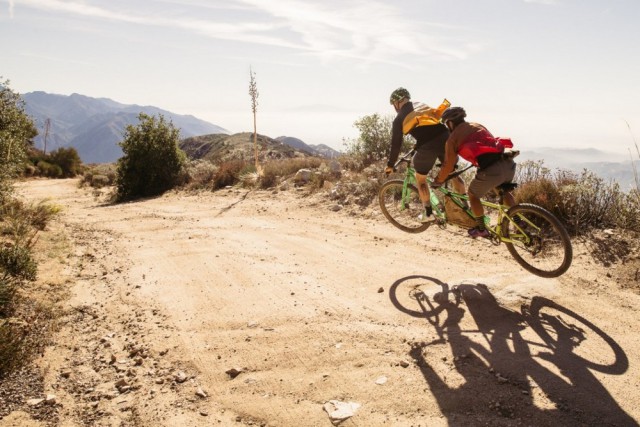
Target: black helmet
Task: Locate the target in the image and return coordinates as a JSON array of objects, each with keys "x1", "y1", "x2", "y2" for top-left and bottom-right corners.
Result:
[
  {"x1": 441, "y1": 106, "x2": 466, "y2": 123},
  {"x1": 389, "y1": 87, "x2": 410, "y2": 104}
]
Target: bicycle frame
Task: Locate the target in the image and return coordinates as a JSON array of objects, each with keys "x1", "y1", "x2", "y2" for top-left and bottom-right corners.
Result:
[{"x1": 394, "y1": 150, "x2": 534, "y2": 245}]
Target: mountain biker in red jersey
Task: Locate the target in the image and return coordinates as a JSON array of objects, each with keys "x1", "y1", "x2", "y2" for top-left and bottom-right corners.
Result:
[
  {"x1": 431, "y1": 106, "x2": 517, "y2": 238},
  {"x1": 384, "y1": 88, "x2": 465, "y2": 222}
]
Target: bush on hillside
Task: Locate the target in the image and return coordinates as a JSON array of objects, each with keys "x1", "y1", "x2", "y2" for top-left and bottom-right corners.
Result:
[
  {"x1": 514, "y1": 160, "x2": 640, "y2": 234},
  {"x1": 36, "y1": 160, "x2": 63, "y2": 178},
  {"x1": 211, "y1": 159, "x2": 247, "y2": 190},
  {"x1": 116, "y1": 113, "x2": 186, "y2": 201},
  {"x1": 259, "y1": 157, "x2": 323, "y2": 189},
  {"x1": 46, "y1": 147, "x2": 83, "y2": 177},
  {"x1": 181, "y1": 159, "x2": 218, "y2": 190},
  {"x1": 343, "y1": 114, "x2": 413, "y2": 169},
  {"x1": 81, "y1": 163, "x2": 117, "y2": 188},
  {"x1": 28, "y1": 147, "x2": 83, "y2": 178}
]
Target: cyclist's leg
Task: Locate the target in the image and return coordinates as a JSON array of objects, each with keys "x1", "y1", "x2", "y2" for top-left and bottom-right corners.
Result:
[
  {"x1": 469, "y1": 158, "x2": 516, "y2": 207},
  {"x1": 468, "y1": 158, "x2": 515, "y2": 236},
  {"x1": 413, "y1": 136, "x2": 446, "y2": 210},
  {"x1": 502, "y1": 160, "x2": 517, "y2": 208},
  {"x1": 414, "y1": 172, "x2": 430, "y2": 205}
]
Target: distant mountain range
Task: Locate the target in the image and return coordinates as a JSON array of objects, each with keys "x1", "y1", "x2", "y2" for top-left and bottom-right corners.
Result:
[
  {"x1": 517, "y1": 147, "x2": 639, "y2": 191},
  {"x1": 23, "y1": 92, "x2": 228, "y2": 163},
  {"x1": 275, "y1": 136, "x2": 341, "y2": 158},
  {"x1": 21, "y1": 91, "x2": 340, "y2": 163}
]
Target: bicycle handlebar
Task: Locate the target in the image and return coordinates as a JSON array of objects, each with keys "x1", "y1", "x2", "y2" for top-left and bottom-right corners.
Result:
[{"x1": 393, "y1": 149, "x2": 416, "y2": 169}]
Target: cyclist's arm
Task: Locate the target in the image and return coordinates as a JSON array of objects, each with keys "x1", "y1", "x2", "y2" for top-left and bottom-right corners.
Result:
[
  {"x1": 386, "y1": 115, "x2": 404, "y2": 167},
  {"x1": 435, "y1": 137, "x2": 458, "y2": 182}
]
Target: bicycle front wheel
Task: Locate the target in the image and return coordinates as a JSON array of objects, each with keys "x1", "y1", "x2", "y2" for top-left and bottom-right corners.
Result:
[
  {"x1": 501, "y1": 203, "x2": 573, "y2": 278},
  {"x1": 379, "y1": 180, "x2": 429, "y2": 233}
]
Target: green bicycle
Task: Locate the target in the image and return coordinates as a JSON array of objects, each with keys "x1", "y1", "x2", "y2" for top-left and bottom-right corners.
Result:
[{"x1": 378, "y1": 150, "x2": 573, "y2": 278}]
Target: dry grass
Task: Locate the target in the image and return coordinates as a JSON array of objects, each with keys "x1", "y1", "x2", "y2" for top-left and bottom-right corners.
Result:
[
  {"x1": 259, "y1": 157, "x2": 324, "y2": 189},
  {"x1": 80, "y1": 163, "x2": 117, "y2": 188},
  {"x1": 0, "y1": 197, "x2": 60, "y2": 378},
  {"x1": 515, "y1": 160, "x2": 640, "y2": 234}
]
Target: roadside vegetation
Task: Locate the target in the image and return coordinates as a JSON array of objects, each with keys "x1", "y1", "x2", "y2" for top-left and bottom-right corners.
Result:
[
  {"x1": 0, "y1": 78, "x2": 60, "y2": 378},
  {"x1": 61, "y1": 108, "x2": 640, "y2": 237},
  {"x1": 173, "y1": 112, "x2": 640, "y2": 235},
  {"x1": 115, "y1": 113, "x2": 186, "y2": 201},
  {"x1": 25, "y1": 146, "x2": 83, "y2": 178}
]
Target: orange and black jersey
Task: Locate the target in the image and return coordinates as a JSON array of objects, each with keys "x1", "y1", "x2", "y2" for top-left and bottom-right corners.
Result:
[{"x1": 387, "y1": 101, "x2": 449, "y2": 168}]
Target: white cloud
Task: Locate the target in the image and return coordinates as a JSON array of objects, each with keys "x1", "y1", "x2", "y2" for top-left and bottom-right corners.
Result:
[
  {"x1": 8, "y1": 0, "x2": 15, "y2": 18},
  {"x1": 238, "y1": 0, "x2": 472, "y2": 63},
  {"x1": 12, "y1": 0, "x2": 479, "y2": 64},
  {"x1": 524, "y1": 0, "x2": 559, "y2": 4}
]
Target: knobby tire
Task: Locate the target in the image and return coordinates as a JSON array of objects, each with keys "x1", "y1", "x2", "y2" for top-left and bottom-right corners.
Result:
[
  {"x1": 501, "y1": 203, "x2": 573, "y2": 278},
  {"x1": 379, "y1": 180, "x2": 429, "y2": 233}
]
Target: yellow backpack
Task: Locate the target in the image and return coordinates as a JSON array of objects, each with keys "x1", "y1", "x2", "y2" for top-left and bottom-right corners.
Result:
[{"x1": 402, "y1": 99, "x2": 450, "y2": 135}]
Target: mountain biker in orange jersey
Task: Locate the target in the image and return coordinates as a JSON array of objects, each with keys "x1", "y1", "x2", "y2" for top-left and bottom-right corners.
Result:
[
  {"x1": 431, "y1": 106, "x2": 517, "y2": 238},
  {"x1": 384, "y1": 88, "x2": 465, "y2": 222}
]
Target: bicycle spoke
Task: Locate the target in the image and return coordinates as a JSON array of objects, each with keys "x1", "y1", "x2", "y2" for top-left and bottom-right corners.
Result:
[
  {"x1": 379, "y1": 180, "x2": 429, "y2": 233},
  {"x1": 502, "y1": 204, "x2": 572, "y2": 278}
]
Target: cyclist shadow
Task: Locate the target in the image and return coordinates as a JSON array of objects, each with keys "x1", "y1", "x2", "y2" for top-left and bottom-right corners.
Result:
[{"x1": 388, "y1": 276, "x2": 634, "y2": 426}]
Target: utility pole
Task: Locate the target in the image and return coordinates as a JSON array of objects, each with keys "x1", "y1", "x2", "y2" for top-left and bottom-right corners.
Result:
[{"x1": 43, "y1": 118, "x2": 51, "y2": 155}]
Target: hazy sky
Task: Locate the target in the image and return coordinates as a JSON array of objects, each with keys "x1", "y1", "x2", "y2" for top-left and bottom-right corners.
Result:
[{"x1": 2, "y1": 0, "x2": 639, "y2": 158}]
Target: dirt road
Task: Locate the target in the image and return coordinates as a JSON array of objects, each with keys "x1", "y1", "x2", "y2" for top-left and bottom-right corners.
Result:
[{"x1": 6, "y1": 178, "x2": 640, "y2": 426}]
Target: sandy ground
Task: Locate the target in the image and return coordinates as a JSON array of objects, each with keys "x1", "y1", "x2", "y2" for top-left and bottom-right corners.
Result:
[{"x1": 3, "y1": 177, "x2": 640, "y2": 427}]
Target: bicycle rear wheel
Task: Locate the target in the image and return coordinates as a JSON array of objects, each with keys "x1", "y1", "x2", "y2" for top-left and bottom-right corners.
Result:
[
  {"x1": 501, "y1": 203, "x2": 572, "y2": 278},
  {"x1": 379, "y1": 180, "x2": 429, "y2": 233}
]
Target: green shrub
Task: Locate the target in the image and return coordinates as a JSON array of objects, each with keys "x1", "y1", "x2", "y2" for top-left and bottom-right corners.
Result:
[
  {"x1": 0, "y1": 78, "x2": 37, "y2": 204},
  {"x1": 0, "y1": 183, "x2": 57, "y2": 378},
  {"x1": 0, "y1": 246, "x2": 37, "y2": 317},
  {"x1": 81, "y1": 163, "x2": 117, "y2": 188},
  {"x1": 36, "y1": 160, "x2": 63, "y2": 178},
  {"x1": 47, "y1": 147, "x2": 83, "y2": 177},
  {"x1": 116, "y1": 113, "x2": 186, "y2": 201},
  {"x1": 91, "y1": 175, "x2": 110, "y2": 188}
]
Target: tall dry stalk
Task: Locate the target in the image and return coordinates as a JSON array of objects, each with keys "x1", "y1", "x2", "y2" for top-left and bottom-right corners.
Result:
[
  {"x1": 624, "y1": 120, "x2": 640, "y2": 196},
  {"x1": 249, "y1": 67, "x2": 260, "y2": 173}
]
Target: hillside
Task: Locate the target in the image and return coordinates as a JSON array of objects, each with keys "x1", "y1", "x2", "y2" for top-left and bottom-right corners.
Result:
[
  {"x1": 179, "y1": 132, "x2": 316, "y2": 162},
  {"x1": 275, "y1": 136, "x2": 341, "y2": 158}
]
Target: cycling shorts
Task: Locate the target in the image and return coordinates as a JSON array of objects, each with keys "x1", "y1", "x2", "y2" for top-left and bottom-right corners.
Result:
[
  {"x1": 412, "y1": 132, "x2": 448, "y2": 175},
  {"x1": 469, "y1": 157, "x2": 516, "y2": 198}
]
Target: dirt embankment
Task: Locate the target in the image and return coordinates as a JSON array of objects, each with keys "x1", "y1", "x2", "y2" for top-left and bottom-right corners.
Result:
[{"x1": 2, "y1": 178, "x2": 640, "y2": 427}]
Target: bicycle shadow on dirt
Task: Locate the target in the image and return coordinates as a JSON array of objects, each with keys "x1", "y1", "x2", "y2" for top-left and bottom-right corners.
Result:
[{"x1": 388, "y1": 275, "x2": 635, "y2": 426}]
